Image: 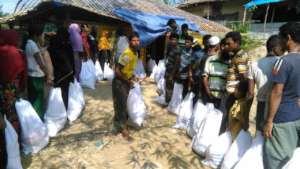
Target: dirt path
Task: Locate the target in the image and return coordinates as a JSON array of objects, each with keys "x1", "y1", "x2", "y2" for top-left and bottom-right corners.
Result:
[{"x1": 22, "y1": 79, "x2": 211, "y2": 169}]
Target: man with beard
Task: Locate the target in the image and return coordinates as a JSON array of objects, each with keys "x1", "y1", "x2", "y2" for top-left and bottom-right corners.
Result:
[{"x1": 112, "y1": 32, "x2": 140, "y2": 140}]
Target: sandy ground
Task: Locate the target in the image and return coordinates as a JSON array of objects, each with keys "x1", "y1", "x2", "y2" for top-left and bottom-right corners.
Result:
[
  {"x1": 22, "y1": 79, "x2": 217, "y2": 169},
  {"x1": 21, "y1": 46, "x2": 265, "y2": 169}
]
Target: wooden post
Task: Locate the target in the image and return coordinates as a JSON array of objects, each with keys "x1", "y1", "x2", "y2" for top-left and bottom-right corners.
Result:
[
  {"x1": 264, "y1": 4, "x2": 270, "y2": 33},
  {"x1": 243, "y1": 8, "x2": 247, "y2": 25},
  {"x1": 271, "y1": 6, "x2": 276, "y2": 23}
]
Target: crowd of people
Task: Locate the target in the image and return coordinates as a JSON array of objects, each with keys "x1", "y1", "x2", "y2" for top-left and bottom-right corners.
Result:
[
  {"x1": 0, "y1": 15, "x2": 300, "y2": 169},
  {"x1": 152, "y1": 20, "x2": 300, "y2": 169}
]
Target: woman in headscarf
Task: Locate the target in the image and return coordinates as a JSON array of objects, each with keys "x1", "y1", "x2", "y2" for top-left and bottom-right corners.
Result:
[
  {"x1": 81, "y1": 24, "x2": 91, "y2": 60},
  {"x1": 48, "y1": 27, "x2": 74, "y2": 109},
  {"x1": 0, "y1": 29, "x2": 26, "y2": 168},
  {"x1": 68, "y1": 23, "x2": 83, "y2": 81}
]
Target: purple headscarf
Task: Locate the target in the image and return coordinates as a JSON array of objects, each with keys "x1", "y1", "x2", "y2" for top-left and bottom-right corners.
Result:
[{"x1": 68, "y1": 23, "x2": 83, "y2": 52}]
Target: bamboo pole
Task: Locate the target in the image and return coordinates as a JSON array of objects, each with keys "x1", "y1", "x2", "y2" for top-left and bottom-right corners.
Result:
[
  {"x1": 243, "y1": 8, "x2": 247, "y2": 25},
  {"x1": 264, "y1": 4, "x2": 270, "y2": 33}
]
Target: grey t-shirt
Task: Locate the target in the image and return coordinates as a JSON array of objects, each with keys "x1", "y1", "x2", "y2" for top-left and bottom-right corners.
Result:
[{"x1": 248, "y1": 56, "x2": 279, "y2": 102}]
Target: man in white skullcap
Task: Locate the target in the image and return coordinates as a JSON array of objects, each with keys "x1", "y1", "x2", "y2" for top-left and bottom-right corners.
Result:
[{"x1": 202, "y1": 36, "x2": 230, "y2": 108}]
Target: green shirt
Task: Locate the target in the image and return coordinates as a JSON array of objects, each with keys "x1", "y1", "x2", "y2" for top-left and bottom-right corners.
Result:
[{"x1": 203, "y1": 54, "x2": 229, "y2": 98}]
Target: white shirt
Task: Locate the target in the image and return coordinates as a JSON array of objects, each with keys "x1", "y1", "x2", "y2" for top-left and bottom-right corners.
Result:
[
  {"x1": 248, "y1": 56, "x2": 279, "y2": 102},
  {"x1": 25, "y1": 39, "x2": 45, "y2": 77},
  {"x1": 115, "y1": 36, "x2": 129, "y2": 59}
]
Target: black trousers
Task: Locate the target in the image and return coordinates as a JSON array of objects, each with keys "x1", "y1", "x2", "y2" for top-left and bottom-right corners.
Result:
[
  {"x1": 99, "y1": 50, "x2": 111, "y2": 71},
  {"x1": 0, "y1": 129, "x2": 7, "y2": 169}
]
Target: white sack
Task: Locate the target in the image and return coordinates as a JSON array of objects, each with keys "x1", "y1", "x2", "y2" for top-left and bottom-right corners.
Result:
[
  {"x1": 127, "y1": 83, "x2": 147, "y2": 126},
  {"x1": 167, "y1": 83, "x2": 183, "y2": 115},
  {"x1": 15, "y1": 99, "x2": 49, "y2": 154},
  {"x1": 103, "y1": 63, "x2": 114, "y2": 81},
  {"x1": 282, "y1": 148, "x2": 300, "y2": 169},
  {"x1": 147, "y1": 59, "x2": 156, "y2": 73},
  {"x1": 154, "y1": 60, "x2": 166, "y2": 83},
  {"x1": 221, "y1": 130, "x2": 252, "y2": 169},
  {"x1": 187, "y1": 100, "x2": 208, "y2": 138},
  {"x1": 67, "y1": 81, "x2": 84, "y2": 122},
  {"x1": 95, "y1": 60, "x2": 104, "y2": 81},
  {"x1": 135, "y1": 59, "x2": 146, "y2": 79},
  {"x1": 44, "y1": 88, "x2": 67, "y2": 137},
  {"x1": 5, "y1": 117, "x2": 23, "y2": 169},
  {"x1": 173, "y1": 92, "x2": 195, "y2": 129},
  {"x1": 80, "y1": 59, "x2": 97, "y2": 89},
  {"x1": 234, "y1": 131, "x2": 264, "y2": 169},
  {"x1": 192, "y1": 104, "x2": 223, "y2": 156},
  {"x1": 202, "y1": 131, "x2": 232, "y2": 169}
]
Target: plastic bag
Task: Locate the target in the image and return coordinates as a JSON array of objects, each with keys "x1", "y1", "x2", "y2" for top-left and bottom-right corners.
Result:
[
  {"x1": 221, "y1": 130, "x2": 252, "y2": 169},
  {"x1": 192, "y1": 104, "x2": 223, "y2": 156},
  {"x1": 234, "y1": 131, "x2": 264, "y2": 169},
  {"x1": 103, "y1": 63, "x2": 114, "y2": 81},
  {"x1": 5, "y1": 117, "x2": 23, "y2": 169},
  {"x1": 44, "y1": 88, "x2": 68, "y2": 137},
  {"x1": 282, "y1": 148, "x2": 300, "y2": 169},
  {"x1": 154, "y1": 60, "x2": 166, "y2": 83},
  {"x1": 187, "y1": 100, "x2": 208, "y2": 138},
  {"x1": 95, "y1": 60, "x2": 104, "y2": 81},
  {"x1": 15, "y1": 99, "x2": 49, "y2": 154},
  {"x1": 150, "y1": 64, "x2": 158, "y2": 80},
  {"x1": 147, "y1": 59, "x2": 156, "y2": 73},
  {"x1": 167, "y1": 83, "x2": 183, "y2": 115},
  {"x1": 202, "y1": 131, "x2": 232, "y2": 169},
  {"x1": 127, "y1": 83, "x2": 147, "y2": 126},
  {"x1": 67, "y1": 81, "x2": 84, "y2": 123},
  {"x1": 80, "y1": 59, "x2": 97, "y2": 89},
  {"x1": 135, "y1": 59, "x2": 146, "y2": 79},
  {"x1": 173, "y1": 92, "x2": 195, "y2": 129},
  {"x1": 157, "y1": 78, "x2": 166, "y2": 96}
]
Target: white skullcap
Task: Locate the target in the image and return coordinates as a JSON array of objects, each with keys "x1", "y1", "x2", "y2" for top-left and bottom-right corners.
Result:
[{"x1": 208, "y1": 36, "x2": 220, "y2": 46}]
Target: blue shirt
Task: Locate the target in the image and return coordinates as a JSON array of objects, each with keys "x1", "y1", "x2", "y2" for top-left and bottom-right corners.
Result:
[{"x1": 272, "y1": 53, "x2": 300, "y2": 123}]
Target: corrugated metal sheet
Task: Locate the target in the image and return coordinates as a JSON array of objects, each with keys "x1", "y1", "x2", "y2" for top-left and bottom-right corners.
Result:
[
  {"x1": 177, "y1": 0, "x2": 226, "y2": 8},
  {"x1": 0, "y1": 0, "x2": 230, "y2": 33}
]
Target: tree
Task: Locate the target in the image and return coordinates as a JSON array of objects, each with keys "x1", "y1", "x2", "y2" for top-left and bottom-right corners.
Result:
[
  {"x1": 0, "y1": 5, "x2": 8, "y2": 17},
  {"x1": 163, "y1": 0, "x2": 185, "y2": 5}
]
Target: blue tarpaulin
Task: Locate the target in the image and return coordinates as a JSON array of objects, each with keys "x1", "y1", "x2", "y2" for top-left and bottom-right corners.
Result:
[
  {"x1": 114, "y1": 8, "x2": 205, "y2": 47},
  {"x1": 244, "y1": 0, "x2": 284, "y2": 9}
]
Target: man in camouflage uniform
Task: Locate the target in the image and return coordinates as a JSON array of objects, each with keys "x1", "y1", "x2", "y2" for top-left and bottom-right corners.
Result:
[{"x1": 165, "y1": 33, "x2": 181, "y2": 103}]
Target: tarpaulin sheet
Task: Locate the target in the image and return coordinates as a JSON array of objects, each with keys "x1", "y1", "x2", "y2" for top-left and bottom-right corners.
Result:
[
  {"x1": 114, "y1": 8, "x2": 205, "y2": 47},
  {"x1": 244, "y1": 0, "x2": 284, "y2": 9}
]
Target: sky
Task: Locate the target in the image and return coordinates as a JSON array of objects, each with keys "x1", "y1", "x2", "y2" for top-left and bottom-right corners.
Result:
[{"x1": 0, "y1": 0, "x2": 18, "y2": 14}]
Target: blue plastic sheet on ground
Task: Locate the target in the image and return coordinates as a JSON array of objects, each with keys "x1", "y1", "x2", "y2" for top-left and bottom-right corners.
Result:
[
  {"x1": 244, "y1": 0, "x2": 284, "y2": 9},
  {"x1": 114, "y1": 8, "x2": 205, "y2": 47}
]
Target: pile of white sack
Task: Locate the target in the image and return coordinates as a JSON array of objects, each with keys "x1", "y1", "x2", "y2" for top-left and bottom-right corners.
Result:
[
  {"x1": 12, "y1": 78, "x2": 85, "y2": 157},
  {"x1": 81, "y1": 60, "x2": 115, "y2": 90},
  {"x1": 151, "y1": 74, "x2": 267, "y2": 169}
]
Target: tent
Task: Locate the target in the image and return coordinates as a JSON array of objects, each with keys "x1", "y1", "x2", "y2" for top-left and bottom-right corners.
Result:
[{"x1": 114, "y1": 8, "x2": 204, "y2": 47}]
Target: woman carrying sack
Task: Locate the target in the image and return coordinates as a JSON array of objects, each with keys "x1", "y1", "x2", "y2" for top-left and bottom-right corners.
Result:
[{"x1": 0, "y1": 29, "x2": 27, "y2": 168}]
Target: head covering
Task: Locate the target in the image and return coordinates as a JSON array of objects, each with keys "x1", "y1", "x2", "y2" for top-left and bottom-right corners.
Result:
[
  {"x1": 0, "y1": 29, "x2": 19, "y2": 46},
  {"x1": 68, "y1": 23, "x2": 83, "y2": 52},
  {"x1": 0, "y1": 30, "x2": 26, "y2": 84},
  {"x1": 208, "y1": 36, "x2": 220, "y2": 46}
]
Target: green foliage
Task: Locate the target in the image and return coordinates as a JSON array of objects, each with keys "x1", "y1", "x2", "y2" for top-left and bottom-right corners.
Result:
[
  {"x1": 226, "y1": 22, "x2": 250, "y2": 34},
  {"x1": 241, "y1": 34, "x2": 263, "y2": 51},
  {"x1": 0, "y1": 5, "x2": 8, "y2": 17}
]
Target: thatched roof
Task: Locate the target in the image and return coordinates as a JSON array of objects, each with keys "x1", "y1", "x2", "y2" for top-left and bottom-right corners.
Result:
[
  {"x1": 177, "y1": 0, "x2": 227, "y2": 8},
  {"x1": 0, "y1": 0, "x2": 230, "y2": 33}
]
